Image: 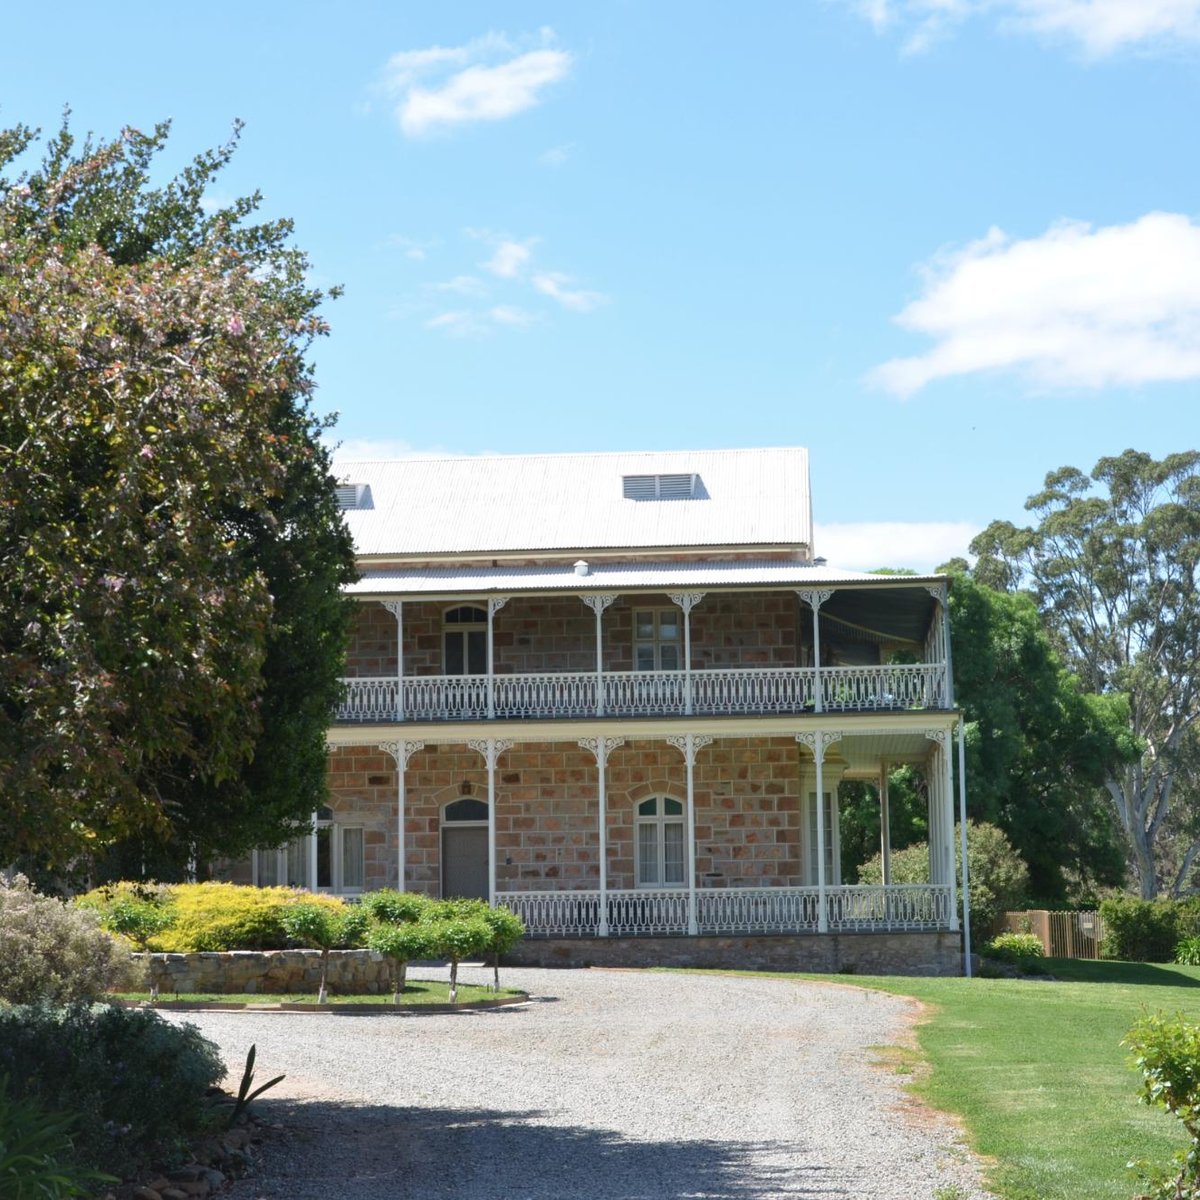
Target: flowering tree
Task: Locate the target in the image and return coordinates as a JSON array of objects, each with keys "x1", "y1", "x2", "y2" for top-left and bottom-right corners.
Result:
[{"x1": 0, "y1": 120, "x2": 356, "y2": 874}]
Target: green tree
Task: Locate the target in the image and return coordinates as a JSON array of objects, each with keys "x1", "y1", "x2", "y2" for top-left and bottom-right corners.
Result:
[
  {"x1": 946, "y1": 572, "x2": 1132, "y2": 901},
  {"x1": 971, "y1": 450, "x2": 1200, "y2": 898},
  {"x1": 0, "y1": 118, "x2": 356, "y2": 875}
]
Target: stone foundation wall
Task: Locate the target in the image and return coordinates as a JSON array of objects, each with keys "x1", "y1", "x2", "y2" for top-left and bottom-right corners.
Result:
[
  {"x1": 505, "y1": 932, "x2": 961, "y2": 976},
  {"x1": 142, "y1": 950, "x2": 395, "y2": 995}
]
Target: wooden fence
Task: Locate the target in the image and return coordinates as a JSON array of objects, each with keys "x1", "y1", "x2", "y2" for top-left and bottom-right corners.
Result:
[{"x1": 999, "y1": 909, "x2": 1107, "y2": 959}]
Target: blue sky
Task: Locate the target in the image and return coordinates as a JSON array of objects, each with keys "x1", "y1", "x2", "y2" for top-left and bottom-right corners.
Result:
[{"x1": 4, "y1": 1, "x2": 1198, "y2": 570}]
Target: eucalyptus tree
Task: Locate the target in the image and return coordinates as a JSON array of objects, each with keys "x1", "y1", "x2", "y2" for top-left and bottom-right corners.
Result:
[{"x1": 971, "y1": 450, "x2": 1200, "y2": 897}]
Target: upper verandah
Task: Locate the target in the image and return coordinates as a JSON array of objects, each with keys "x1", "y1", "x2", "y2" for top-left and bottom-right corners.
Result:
[{"x1": 334, "y1": 446, "x2": 813, "y2": 562}]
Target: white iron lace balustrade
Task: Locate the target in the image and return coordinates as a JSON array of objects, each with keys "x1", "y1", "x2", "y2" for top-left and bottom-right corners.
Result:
[
  {"x1": 336, "y1": 663, "x2": 947, "y2": 722},
  {"x1": 495, "y1": 883, "x2": 952, "y2": 937}
]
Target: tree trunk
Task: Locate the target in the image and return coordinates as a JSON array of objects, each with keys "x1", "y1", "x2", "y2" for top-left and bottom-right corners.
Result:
[
  {"x1": 318, "y1": 947, "x2": 329, "y2": 1004},
  {"x1": 449, "y1": 956, "x2": 458, "y2": 1004},
  {"x1": 493, "y1": 951, "x2": 500, "y2": 994}
]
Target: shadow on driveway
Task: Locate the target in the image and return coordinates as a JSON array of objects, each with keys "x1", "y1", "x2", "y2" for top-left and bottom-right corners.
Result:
[{"x1": 238, "y1": 1097, "x2": 829, "y2": 1200}]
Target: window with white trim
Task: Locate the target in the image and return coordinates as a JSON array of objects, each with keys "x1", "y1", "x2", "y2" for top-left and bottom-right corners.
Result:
[
  {"x1": 253, "y1": 807, "x2": 365, "y2": 893},
  {"x1": 634, "y1": 609, "x2": 682, "y2": 671},
  {"x1": 443, "y1": 605, "x2": 487, "y2": 675},
  {"x1": 635, "y1": 796, "x2": 686, "y2": 887},
  {"x1": 805, "y1": 791, "x2": 839, "y2": 885}
]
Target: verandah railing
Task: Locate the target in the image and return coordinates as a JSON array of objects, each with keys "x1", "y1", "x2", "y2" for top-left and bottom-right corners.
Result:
[
  {"x1": 337, "y1": 662, "x2": 946, "y2": 723},
  {"x1": 493, "y1": 884, "x2": 952, "y2": 938}
]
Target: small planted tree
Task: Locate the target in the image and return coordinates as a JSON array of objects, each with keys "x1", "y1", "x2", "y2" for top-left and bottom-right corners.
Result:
[
  {"x1": 367, "y1": 922, "x2": 438, "y2": 1004},
  {"x1": 426, "y1": 917, "x2": 493, "y2": 1003},
  {"x1": 279, "y1": 903, "x2": 367, "y2": 1004},
  {"x1": 105, "y1": 898, "x2": 176, "y2": 1001},
  {"x1": 480, "y1": 907, "x2": 525, "y2": 993}
]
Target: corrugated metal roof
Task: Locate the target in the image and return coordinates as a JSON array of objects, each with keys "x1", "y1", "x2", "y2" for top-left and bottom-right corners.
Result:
[
  {"x1": 335, "y1": 447, "x2": 811, "y2": 557},
  {"x1": 345, "y1": 559, "x2": 942, "y2": 597}
]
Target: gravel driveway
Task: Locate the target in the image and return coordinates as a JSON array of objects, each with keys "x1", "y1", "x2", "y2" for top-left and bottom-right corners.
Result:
[{"x1": 175, "y1": 966, "x2": 992, "y2": 1200}]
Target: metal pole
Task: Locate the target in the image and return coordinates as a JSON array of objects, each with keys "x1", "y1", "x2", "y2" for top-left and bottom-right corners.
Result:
[{"x1": 958, "y1": 720, "x2": 973, "y2": 977}]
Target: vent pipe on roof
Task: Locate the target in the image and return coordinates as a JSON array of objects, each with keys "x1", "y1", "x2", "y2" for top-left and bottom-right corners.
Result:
[{"x1": 574, "y1": 560, "x2": 590, "y2": 577}]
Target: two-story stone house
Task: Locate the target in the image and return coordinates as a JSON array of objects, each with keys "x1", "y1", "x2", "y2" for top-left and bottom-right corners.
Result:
[{"x1": 234, "y1": 447, "x2": 966, "y2": 974}]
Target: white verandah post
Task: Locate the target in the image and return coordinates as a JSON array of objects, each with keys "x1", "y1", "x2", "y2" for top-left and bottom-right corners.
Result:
[
  {"x1": 797, "y1": 730, "x2": 842, "y2": 933},
  {"x1": 579, "y1": 736, "x2": 624, "y2": 936},
  {"x1": 486, "y1": 597, "x2": 509, "y2": 720},
  {"x1": 958, "y1": 719, "x2": 973, "y2": 976},
  {"x1": 381, "y1": 600, "x2": 405, "y2": 721},
  {"x1": 468, "y1": 738, "x2": 514, "y2": 905},
  {"x1": 380, "y1": 740, "x2": 425, "y2": 892},
  {"x1": 668, "y1": 733, "x2": 712, "y2": 935},
  {"x1": 797, "y1": 590, "x2": 833, "y2": 713},
  {"x1": 581, "y1": 594, "x2": 616, "y2": 716},
  {"x1": 669, "y1": 594, "x2": 705, "y2": 716},
  {"x1": 926, "y1": 728, "x2": 959, "y2": 932},
  {"x1": 879, "y1": 759, "x2": 892, "y2": 887}
]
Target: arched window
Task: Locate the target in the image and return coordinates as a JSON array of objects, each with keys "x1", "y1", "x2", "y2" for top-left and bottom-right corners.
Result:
[
  {"x1": 635, "y1": 796, "x2": 685, "y2": 887},
  {"x1": 443, "y1": 605, "x2": 487, "y2": 675},
  {"x1": 443, "y1": 797, "x2": 489, "y2": 823}
]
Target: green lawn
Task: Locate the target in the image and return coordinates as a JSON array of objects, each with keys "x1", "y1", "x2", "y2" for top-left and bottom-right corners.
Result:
[
  {"x1": 686, "y1": 961, "x2": 1200, "y2": 1200},
  {"x1": 115, "y1": 980, "x2": 524, "y2": 1007}
]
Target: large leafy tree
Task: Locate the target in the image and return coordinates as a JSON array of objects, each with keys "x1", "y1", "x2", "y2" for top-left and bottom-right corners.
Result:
[
  {"x1": 0, "y1": 119, "x2": 356, "y2": 874},
  {"x1": 971, "y1": 451, "x2": 1200, "y2": 898}
]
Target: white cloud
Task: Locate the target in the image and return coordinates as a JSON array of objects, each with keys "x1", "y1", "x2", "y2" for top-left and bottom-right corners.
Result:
[
  {"x1": 871, "y1": 212, "x2": 1200, "y2": 396},
  {"x1": 424, "y1": 310, "x2": 477, "y2": 335},
  {"x1": 383, "y1": 234, "x2": 439, "y2": 260},
  {"x1": 539, "y1": 142, "x2": 574, "y2": 167},
  {"x1": 432, "y1": 274, "x2": 489, "y2": 296},
  {"x1": 380, "y1": 31, "x2": 571, "y2": 137},
  {"x1": 816, "y1": 521, "x2": 979, "y2": 573},
  {"x1": 483, "y1": 238, "x2": 535, "y2": 278},
  {"x1": 532, "y1": 271, "x2": 607, "y2": 313},
  {"x1": 490, "y1": 304, "x2": 536, "y2": 327},
  {"x1": 857, "y1": 0, "x2": 1200, "y2": 55}
]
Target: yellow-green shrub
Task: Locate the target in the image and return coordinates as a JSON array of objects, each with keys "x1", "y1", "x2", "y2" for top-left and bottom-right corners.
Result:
[{"x1": 78, "y1": 882, "x2": 350, "y2": 952}]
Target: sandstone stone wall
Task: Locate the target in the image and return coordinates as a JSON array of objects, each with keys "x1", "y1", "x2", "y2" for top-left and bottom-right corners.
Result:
[
  {"x1": 143, "y1": 949, "x2": 395, "y2": 995},
  {"x1": 343, "y1": 592, "x2": 810, "y2": 679},
  {"x1": 324, "y1": 737, "x2": 812, "y2": 897},
  {"x1": 505, "y1": 931, "x2": 961, "y2": 976}
]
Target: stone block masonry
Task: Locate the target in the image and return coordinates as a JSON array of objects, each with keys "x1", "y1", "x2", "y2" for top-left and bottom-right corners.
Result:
[{"x1": 142, "y1": 950, "x2": 395, "y2": 995}]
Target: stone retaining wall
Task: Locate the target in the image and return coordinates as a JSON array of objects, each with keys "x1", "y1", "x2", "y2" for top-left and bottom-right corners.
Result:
[
  {"x1": 141, "y1": 950, "x2": 395, "y2": 995},
  {"x1": 505, "y1": 932, "x2": 961, "y2": 976}
]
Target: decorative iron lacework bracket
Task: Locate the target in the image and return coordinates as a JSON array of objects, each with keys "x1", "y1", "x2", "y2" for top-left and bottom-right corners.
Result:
[
  {"x1": 488, "y1": 597, "x2": 509, "y2": 616},
  {"x1": 923, "y1": 584, "x2": 947, "y2": 603},
  {"x1": 794, "y1": 729, "x2": 844, "y2": 762},
  {"x1": 923, "y1": 729, "x2": 949, "y2": 749},
  {"x1": 381, "y1": 600, "x2": 404, "y2": 620},
  {"x1": 580, "y1": 593, "x2": 617, "y2": 615},
  {"x1": 379, "y1": 740, "x2": 425, "y2": 769},
  {"x1": 666, "y1": 733, "x2": 714, "y2": 764},
  {"x1": 577, "y1": 736, "x2": 625, "y2": 766},
  {"x1": 467, "y1": 738, "x2": 515, "y2": 768},
  {"x1": 667, "y1": 592, "x2": 705, "y2": 614},
  {"x1": 796, "y1": 588, "x2": 833, "y2": 612}
]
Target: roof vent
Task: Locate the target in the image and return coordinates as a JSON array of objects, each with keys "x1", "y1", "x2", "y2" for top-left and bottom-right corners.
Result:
[
  {"x1": 622, "y1": 473, "x2": 702, "y2": 501},
  {"x1": 336, "y1": 483, "x2": 372, "y2": 511},
  {"x1": 574, "y1": 560, "x2": 590, "y2": 577}
]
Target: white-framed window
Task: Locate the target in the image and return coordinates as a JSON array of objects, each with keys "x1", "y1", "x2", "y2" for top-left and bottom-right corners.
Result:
[
  {"x1": 633, "y1": 609, "x2": 682, "y2": 671},
  {"x1": 253, "y1": 807, "x2": 366, "y2": 894},
  {"x1": 443, "y1": 605, "x2": 487, "y2": 675},
  {"x1": 635, "y1": 796, "x2": 686, "y2": 887},
  {"x1": 804, "y1": 791, "x2": 840, "y2": 886}
]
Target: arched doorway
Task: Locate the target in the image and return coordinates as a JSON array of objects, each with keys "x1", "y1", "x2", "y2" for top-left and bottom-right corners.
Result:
[{"x1": 441, "y1": 796, "x2": 489, "y2": 900}]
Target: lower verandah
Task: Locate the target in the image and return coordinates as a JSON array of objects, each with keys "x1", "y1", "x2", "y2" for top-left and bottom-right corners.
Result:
[{"x1": 304, "y1": 735, "x2": 956, "y2": 937}]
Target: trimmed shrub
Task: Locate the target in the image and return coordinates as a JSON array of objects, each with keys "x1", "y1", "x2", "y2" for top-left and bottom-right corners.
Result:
[
  {"x1": 857, "y1": 820, "x2": 1029, "y2": 936},
  {"x1": 479, "y1": 906, "x2": 525, "y2": 992},
  {"x1": 1099, "y1": 896, "x2": 1179, "y2": 963},
  {"x1": 0, "y1": 876, "x2": 139, "y2": 1004},
  {"x1": 279, "y1": 902, "x2": 369, "y2": 1001},
  {"x1": 981, "y1": 932, "x2": 1045, "y2": 965},
  {"x1": 1124, "y1": 1012, "x2": 1200, "y2": 1198},
  {"x1": 78, "y1": 882, "x2": 352, "y2": 952},
  {"x1": 425, "y1": 917, "x2": 493, "y2": 1002},
  {"x1": 360, "y1": 888, "x2": 429, "y2": 925},
  {"x1": 0, "y1": 1004, "x2": 225, "y2": 1178}
]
